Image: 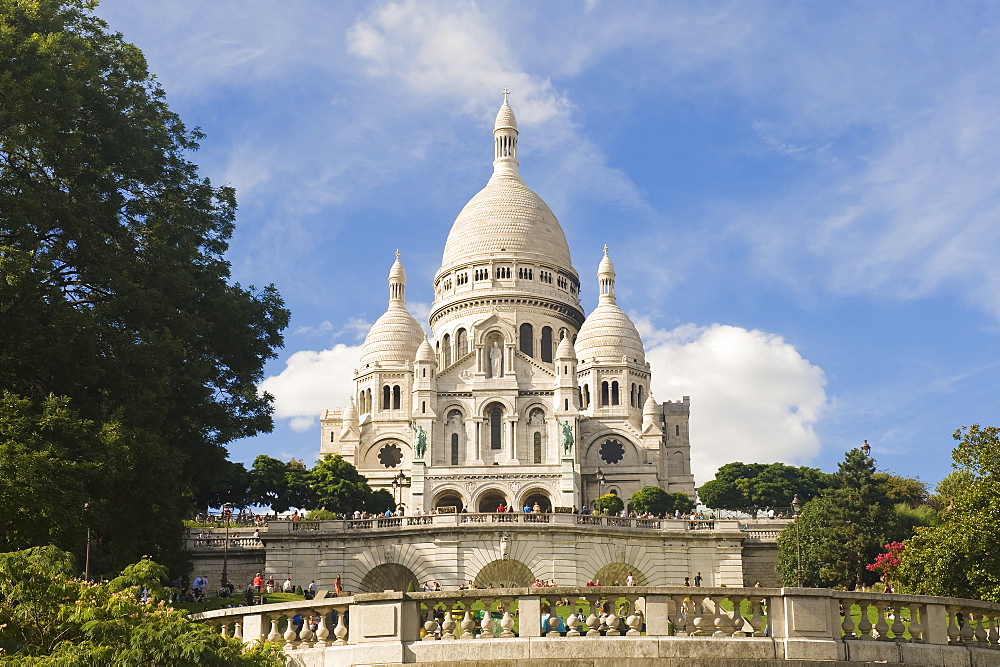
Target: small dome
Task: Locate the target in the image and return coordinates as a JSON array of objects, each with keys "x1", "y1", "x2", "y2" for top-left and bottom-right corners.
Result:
[
  {"x1": 415, "y1": 337, "x2": 435, "y2": 363},
  {"x1": 359, "y1": 307, "x2": 424, "y2": 367},
  {"x1": 389, "y1": 250, "x2": 406, "y2": 281},
  {"x1": 341, "y1": 398, "x2": 359, "y2": 437},
  {"x1": 555, "y1": 335, "x2": 575, "y2": 360},
  {"x1": 495, "y1": 101, "x2": 517, "y2": 132},
  {"x1": 643, "y1": 393, "x2": 658, "y2": 416},
  {"x1": 575, "y1": 302, "x2": 646, "y2": 366}
]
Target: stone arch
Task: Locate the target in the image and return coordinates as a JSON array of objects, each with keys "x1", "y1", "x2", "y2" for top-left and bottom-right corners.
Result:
[
  {"x1": 358, "y1": 563, "x2": 419, "y2": 593},
  {"x1": 591, "y1": 563, "x2": 648, "y2": 587},
  {"x1": 432, "y1": 487, "x2": 465, "y2": 511},
  {"x1": 475, "y1": 488, "x2": 509, "y2": 512},
  {"x1": 474, "y1": 559, "x2": 535, "y2": 588},
  {"x1": 359, "y1": 436, "x2": 410, "y2": 470},
  {"x1": 584, "y1": 433, "x2": 639, "y2": 467},
  {"x1": 518, "y1": 488, "x2": 552, "y2": 512}
]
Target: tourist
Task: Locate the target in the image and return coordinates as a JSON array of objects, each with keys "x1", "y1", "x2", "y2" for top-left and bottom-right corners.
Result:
[
  {"x1": 266, "y1": 575, "x2": 275, "y2": 593},
  {"x1": 626, "y1": 572, "x2": 636, "y2": 586},
  {"x1": 253, "y1": 572, "x2": 264, "y2": 592},
  {"x1": 683, "y1": 576, "x2": 691, "y2": 587},
  {"x1": 694, "y1": 572, "x2": 703, "y2": 587},
  {"x1": 283, "y1": 577, "x2": 293, "y2": 593},
  {"x1": 334, "y1": 574, "x2": 344, "y2": 596},
  {"x1": 307, "y1": 580, "x2": 317, "y2": 599},
  {"x1": 244, "y1": 582, "x2": 255, "y2": 606}
]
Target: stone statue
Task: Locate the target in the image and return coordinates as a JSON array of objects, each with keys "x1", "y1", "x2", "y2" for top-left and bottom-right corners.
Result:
[
  {"x1": 500, "y1": 532, "x2": 509, "y2": 560},
  {"x1": 412, "y1": 423, "x2": 426, "y2": 459},
  {"x1": 559, "y1": 420, "x2": 574, "y2": 455},
  {"x1": 488, "y1": 340, "x2": 503, "y2": 378}
]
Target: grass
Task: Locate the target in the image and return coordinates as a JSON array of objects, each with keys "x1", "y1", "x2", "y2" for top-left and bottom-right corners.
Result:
[{"x1": 175, "y1": 591, "x2": 305, "y2": 614}]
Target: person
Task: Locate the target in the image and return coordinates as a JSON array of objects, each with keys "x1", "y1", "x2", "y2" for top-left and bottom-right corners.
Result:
[
  {"x1": 266, "y1": 575, "x2": 275, "y2": 593},
  {"x1": 290, "y1": 510, "x2": 301, "y2": 522},
  {"x1": 253, "y1": 572, "x2": 264, "y2": 592},
  {"x1": 244, "y1": 582, "x2": 255, "y2": 606},
  {"x1": 283, "y1": 577, "x2": 293, "y2": 593},
  {"x1": 334, "y1": 574, "x2": 343, "y2": 596},
  {"x1": 683, "y1": 576, "x2": 691, "y2": 587},
  {"x1": 307, "y1": 580, "x2": 317, "y2": 599},
  {"x1": 694, "y1": 572, "x2": 703, "y2": 587},
  {"x1": 291, "y1": 612, "x2": 304, "y2": 636},
  {"x1": 626, "y1": 572, "x2": 636, "y2": 586}
]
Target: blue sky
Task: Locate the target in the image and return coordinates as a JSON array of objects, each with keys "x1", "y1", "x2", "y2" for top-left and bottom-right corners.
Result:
[{"x1": 94, "y1": 1, "x2": 1000, "y2": 490}]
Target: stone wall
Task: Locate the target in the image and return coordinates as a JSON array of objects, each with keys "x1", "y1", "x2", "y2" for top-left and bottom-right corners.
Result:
[
  {"x1": 189, "y1": 549, "x2": 265, "y2": 589},
  {"x1": 742, "y1": 541, "x2": 780, "y2": 587}
]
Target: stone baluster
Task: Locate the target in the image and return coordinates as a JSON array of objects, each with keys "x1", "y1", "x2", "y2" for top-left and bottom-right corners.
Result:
[
  {"x1": 857, "y1": 601, "x2": 874, "y2": 640},
  {"x1": 729, "y1": 596, "x2": 747, "y2": 637},
  {"x1": 747, "y1": 596, "x2": 767, "y2": 637},
  {"x1": 709, "y1": 594, "x2": 728, "y2": 637},
  {"x1": 566, "y1": 611, "x2": 582, "y2": 637},
  {"x1": 219, "y1": 621, "x2": 229, "y2": 637},
  {"x1": 298, "y1": 611, "x2": 315, "y2": 647},
  {"x1": 479, "y1": 598, "x2": 495, "y2": 639},
  {"x1": 585, "y1": 597, "x2": 602, "y2": 638},
  {"x1": 960, "y1": 608, "x2": 975, "y2": 643},
  {"x1": 333, "y1": 605, "x2": 349, "y2": 646},
  {"x1": 605, "y1": 603, "x2": 621, "y2": 637},
  {"x1": 624, "y1": 594, "x2": 642, "y2": 637},
  {"x1": 987, "y1": 612, "x2": 999, "y2": 646},
  {"x1": 423, "y1": 605, "x2": 441, "y2": 641},
  {"x1": 906, "y1": 603, "x2": 923, "y2": 643},
  {"x1": 460, "y1": 608, "x2": 476, "y2": 640},
  {"x1": 315, "y1": 609, "x2": 331, "y2": 646},
  {"x1": 973, "y1": 611, "x2": 988, "y2": 644},
  {"x1": 546, "y1": 611, "x2": 562, "y2": 638},
  {"x1": 233, "y1": 619, "x2": 243, "y2": 641},
  {"x1": 874, "y1": 602, "x2": 890, "y2": 641},
  {"x1": 690, "y1": 595, "x2": 707, "y2": 636},
  {"x1": 500, "y1": 607, "x2": 516, "y2": 638},
  {"x1": 282, "y1": 613, "x2": 298, "y2": 649},
  {"x1": 266, "y1": 615, "x2": 281, "y2": 643},
  {"x1": 946, "y1": 606, "x2": 961, "y2": 644},
  {"x1": 440, "y1": 599, "x2": 457, "y2": 640},
  {"x1": 840, "y1": 598, "x2": 856, "y2": 639},
  {"x1": 671, "y1": 595, "x2": 689, "y2": 636},
  {"x1": 890, "y1": 602, "x2": 906, "y2": 641}
]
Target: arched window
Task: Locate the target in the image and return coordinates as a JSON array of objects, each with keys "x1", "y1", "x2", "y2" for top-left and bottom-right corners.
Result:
[
  {"x1": 630, "y1": 383, "x2": 637, "y2": 407},
  {"x1": 519, "y1": 323, "x2": 533, "y2": 357},
  {"x1": 489, "y1": 404, "x2": 503, "y2": 450},
  {"x1": 611, "y1": 381, "x2": 620, "y2": 406},
  {"x1": 637, "y1": 385, "x2": 645, "y2": 407},
  {"x1": 583, "y1": 384, "x2": 590, "y2": 408},
  {"x1": 367, "y1": 388, "x2": 372, "y2": 413},
  {"x1": 541, "y1": 326, "x2": 553, "y2": 363},
  {"x1": 533, "y1": 432, "x2": 542, "y2": 464},
  {"x1": 456, "y1": 328, "x2": 467, "y2": 357},
  {"x1": 442, "y1": 333, "x2": 451, "y2": 367},
  {"x1": 676, "y1": 424, "x2": 681, "y2": 437},
  {"x1": 451, "y1": 433, "x2": 459, "y2": 465},
  {"x1": 422, "y1": 401, "x2": 426, "y2": 414},
  {"x1": 392, "y1": 385, "x2": 401, "y2": 410},
  {"x1": 601, "y1": 381, "x2": 609, "y2": 406},
  {"x1": 382, "y1": 385, "x2": 391, "y2": 410}
]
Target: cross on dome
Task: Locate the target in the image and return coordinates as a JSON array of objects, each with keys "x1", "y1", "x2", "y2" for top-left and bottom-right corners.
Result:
[{"x1": 502, "y1": 87, "x2": 510, "y2": 104}]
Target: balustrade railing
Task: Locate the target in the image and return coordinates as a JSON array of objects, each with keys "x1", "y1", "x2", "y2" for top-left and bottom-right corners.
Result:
[{"x1": 190, "y1": 536, "x2": 264, "y2": 549}]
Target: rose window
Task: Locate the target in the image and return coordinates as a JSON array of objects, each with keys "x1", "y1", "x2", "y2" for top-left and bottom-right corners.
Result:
[
  {"x1": 599, "y1": 438, "x2": 625, "y2": 464},
  {"x1": 378, "y1": 443, "x2": 403, "y2": 468}
]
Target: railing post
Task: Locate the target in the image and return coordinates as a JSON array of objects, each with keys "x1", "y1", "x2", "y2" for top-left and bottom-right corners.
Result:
[
  {"x1": 644, "y1": 594, "x2": 671, "y2": 636},
  {"x1": 518, "y1": 595, "x2": 542, "y2": 638},
  {"x1": 773, "y1": 589, "x2": 840, "y2": 662}
]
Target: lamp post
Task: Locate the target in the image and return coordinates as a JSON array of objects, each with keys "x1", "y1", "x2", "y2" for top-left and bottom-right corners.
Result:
[
  {"x1": 791, "y1": 493, "x2": 803, "y2": 587},
  {"x1": 861, "y1": 439, "x2": 871, "y2": 458},
  {"x1": 83, "y1": 502, "x2": 91, "y2": 582},
  {"x1": 595, "y1": 467, "x2": 606, "y2": 510},
  {"x1": 221, "y1": 502, "x2": 234, "y2": 588},
  {"x1": 391, "y1": 471, "x2": 407, "y2": 511}
]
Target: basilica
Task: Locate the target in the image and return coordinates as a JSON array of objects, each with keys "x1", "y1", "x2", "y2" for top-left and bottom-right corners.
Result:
[{"x1": 320, "y1": 95, "x2": 695, "y2": 513}]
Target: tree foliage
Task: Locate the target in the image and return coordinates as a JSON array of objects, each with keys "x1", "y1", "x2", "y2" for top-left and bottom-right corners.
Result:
[
  {"x1": 897, "y1": 426, "x2": 1000, "y2": 602},
  {"x1": 0, "y1": 0, "x2": 289, "y2": 574},
  {"x1": 628, "y1": 486, "x2": 695, "y2": 516},
  {"x1": 594, "y1": 493, "x2": 624, "y2": 515},
  {"x1": 0, "y1": 545, "x2": 281, "y2": 664},
  {"x1": 776, "y1": 448, "x2": 895, "y2": 589},
  {"x1": 698, "y1": 462, "x2": 831, "y2": 516},
  {"x1": 244, "y1": 454, "x2": 391, "y2": 515}
]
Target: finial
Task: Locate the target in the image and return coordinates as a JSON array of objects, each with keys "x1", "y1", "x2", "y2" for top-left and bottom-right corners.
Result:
[
  {"x1": 502, "y1": 87, "x2": 510, "y2": 104},
  {"x1": 395, "y1": 249, "x2": 400, "y2": 260},
  {"x1": 603, "y1": 244, "x2": 608, "y2": 256}
]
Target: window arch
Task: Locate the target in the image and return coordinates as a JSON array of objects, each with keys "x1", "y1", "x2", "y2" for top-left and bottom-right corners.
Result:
[
  {"x1": 519, "y1": 323, "x2": 533, "y2": 357},
  {"x1": 601, "y1": 381, "x2": 609, "y2": 406},
  {"x1": 630, "y1": 383, "x2": 637, "y2": 407},
  {"x1": 392, "y1": 385, "x2": 401, "y2": 410},
  {"x1": 446, "y1": 409, "x2": 464, "y2": 465},
  {"x1": 611, "y1": 381, "x2": 620, "y2": 406},
  {"x1": 382, "y1": 385, "x2": 391, "y2": 410},
  {"x1": 637, "y1": 385, "x2": 645, "y2": 407},
  {"x1": 442, "y1": 333, "x2": 452, "y2": 367},
  {"x1": 540, "y1": 326, "x2": 553, "y2": 363},
  {"x1": 451, "y1": 433, "x2": 459, "y2": 466},
  {"x1": 583, "y1": 384, "x2": 590, "y2": 408},
  {"x1": 487, "y1": 402, "x2": 504, "y2": 450},
  {"x1": 533, "y1": 432, "x2": 542, "y2": 464},
  {"x1": 456, "y1": 328, "x2": 468, "y2": 357}
]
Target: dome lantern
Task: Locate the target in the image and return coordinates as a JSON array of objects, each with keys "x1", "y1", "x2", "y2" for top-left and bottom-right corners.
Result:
[{"x1": 493, "y1": 88, "x2": 519, "y2": 179}]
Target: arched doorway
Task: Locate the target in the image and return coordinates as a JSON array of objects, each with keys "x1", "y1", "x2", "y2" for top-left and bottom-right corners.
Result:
[
  {"x1": 478, "y1": 490, "x2": 508, "y2": 513},
  {"x1": 474, "y1": 559, "x2": 535, "y2": 588},
  {"x1": 591, "y1": 563, "x2": 648, "y2": 587},
  {"x1": 358, "y1": 563, "x2": 419, "y2": 593},
  {"x1": 520, "y1": 491, "x2": 552, "y2": 513},
  {"x1": 435, "y1": 492, "x2": 463, "y2": 511}
]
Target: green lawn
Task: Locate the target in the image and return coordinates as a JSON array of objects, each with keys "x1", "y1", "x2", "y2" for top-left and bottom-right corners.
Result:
[{"x1": 175, "y1": 591, "x2": 305, "y2": 614}]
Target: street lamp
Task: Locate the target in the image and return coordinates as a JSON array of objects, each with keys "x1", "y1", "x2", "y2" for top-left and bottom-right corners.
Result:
[
  {"x1": 791, "y1": 494, "x2": 802, "y2": 587},
  {"x1": 860, "y1": 440, "x2": 871, "y2": 457},
  {"x1": 595, "y1": 467, "x2": 606, "y2": 510},
  {"x1": 391, "y1": 471, "x2": 407, "y2": 510},
  {"x1": 220, "y1": 502, "x2": 234, "y2": 589},
  {"x1": 83, "y1": 502, "x2": 91, "y2": 582}
]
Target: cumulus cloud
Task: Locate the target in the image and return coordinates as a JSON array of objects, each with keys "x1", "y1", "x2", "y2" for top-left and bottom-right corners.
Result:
[
  {"x1": 639, "y1": 322, "x2": 828, "y2": 485},
  {"x1": 259, "y1": 344, "x2": 363, "y2": 431}
]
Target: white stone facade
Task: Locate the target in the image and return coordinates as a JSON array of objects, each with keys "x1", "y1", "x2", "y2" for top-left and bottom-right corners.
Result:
[{"x1": 320, "y1": 96, "x2": 695, "y2": 512}]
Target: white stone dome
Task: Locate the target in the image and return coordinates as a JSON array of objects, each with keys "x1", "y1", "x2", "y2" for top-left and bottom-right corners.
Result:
[
  {"x1": 555, "y1": 335, "x2": 575, "y2": 360},
  {"x1": 575, "y1": 302, "x2": 646, "y2": 365},
  {"x1": 415, "y1": 337, "x2": 435, "y2": 363},
  {"x1": 359, "y1": 306, "x2": 423, "y2": 368},
  {"x1": 440, "y1": 175, "x2": 573, "y2": 271}
]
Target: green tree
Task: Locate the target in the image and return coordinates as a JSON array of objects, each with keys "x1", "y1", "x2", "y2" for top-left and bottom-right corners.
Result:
[
  {"x1": 0, "y1": 0, "x2": 289, "y2": 574},
  {"x1": 248, "y1": 455, "x2": 293, "y2": 512},
  {"x1": 698, "y1": 462, "x2": 831, "y2": 516},
  {"x1": 0, "y1": 545, "x2": 281, "y2": 664},
  {"x1": 926, "y1": 470, "x2": 974, "y2": 512},
  {"x1": 306, "y1": 454, "x2": 378, "y2": 514},
  {"x1": 872, "y1": 472, "x2": 928, "y2": 508},
  {"x1": 629, "y1": 486, "x2": 695, "y2": 516},
  {"x1": 897, "y1": 426, "x2": 1000, "y2": 601},
  {"x1": 594, "y1": 493, "x2": 624, "y2": 515},
  {"x1": 777, "y1": 448, "x2": 894, "y2": 589}
]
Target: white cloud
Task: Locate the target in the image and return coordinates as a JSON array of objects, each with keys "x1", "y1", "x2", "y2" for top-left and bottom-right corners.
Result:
[
  {"x1": 639, "y1": 322, "x2": 828, "y2": 485},
  {"x1": 259, "y1": 344, "x2": 363, "y2": 431}
]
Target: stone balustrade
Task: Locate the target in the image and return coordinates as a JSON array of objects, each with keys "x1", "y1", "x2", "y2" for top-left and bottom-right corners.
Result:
[
  {"x1": 189, "y1": 536, "x2": 264, "y2": 549},
  {"x1": 191, "y1": 586, "x2": 1000, "y2": 665}
]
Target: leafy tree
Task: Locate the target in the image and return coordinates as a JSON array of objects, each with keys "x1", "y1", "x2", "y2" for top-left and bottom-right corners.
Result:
[
  {"x1": 0, "y1": 0, "x2": 289, "y2": 574},
  {"x1": 196, "y1": 460, "x2": 252, "y2": 513},
  {"x1": 248, "y1": 455, "x2": 293, "y2": 512},
  {"x1": 594, "y1": 493, "x2": 624, "y2": 515},
  {"x1": 872, "y1": 472, "x2": 928, "y2": 508},
  {"x1": 307, "y1": 454, "x2": 377, "y2": 514},
  {"x1": 926, "y1": 470, "x2": 974, "y2": 512},
  {"x1": 896, "y1": 426, "x2": 1000, "y2": 601},
  {"x1": 698, "y1": 462, "x2": 831, "y2": 516},
  {"x1": 0, "y1": 545, "x2": 281, "y2": 664},
  {"x1": 776, "y1": 448, "x2": 894, "y2": 589},
  {"x1": 629, "y1": 486, "x2": 695, "y2": 516}
]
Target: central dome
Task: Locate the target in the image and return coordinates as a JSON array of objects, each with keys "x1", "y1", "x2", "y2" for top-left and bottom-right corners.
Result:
[{"x1": 440, "y1": 174, "x2": 574, "y2": 270}]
